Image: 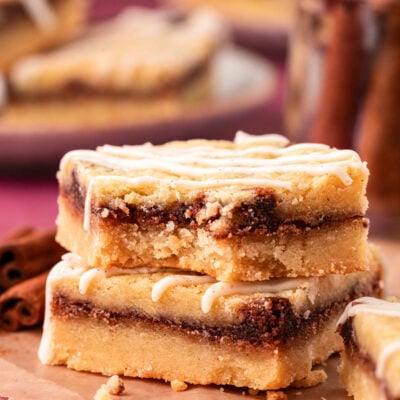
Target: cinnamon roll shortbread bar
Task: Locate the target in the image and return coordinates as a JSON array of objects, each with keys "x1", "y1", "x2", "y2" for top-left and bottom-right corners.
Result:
[
  {"x1": 337, "y1": 297, "x2": 400, "y2": 400},
  {"x1": 39, "y1": 246, "x2": 383, "y2": 390},
  {"x1": 0, "y1": 0, "x2": 87, "y2": 72},
  {"x1": 1, "y1": 8, "x2": 224, "y2": 129},
  {"x1": 56, "y1": 132, "x2": 369, "y2": 281}
]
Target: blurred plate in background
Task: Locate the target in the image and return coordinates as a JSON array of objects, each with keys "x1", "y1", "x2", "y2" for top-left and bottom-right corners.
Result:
[
  {"x1": 160, "y1": 0, "x2": 294, "y2": 55},
  {"x1": 0, "y1": 46, "x2": 278, "y2": 175}
]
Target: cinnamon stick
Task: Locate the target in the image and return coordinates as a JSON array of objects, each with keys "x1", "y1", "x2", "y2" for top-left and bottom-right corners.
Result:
[
  {"x1": 308, "y1": 1, "x2": 365, "y2": 148},
  {"x1": 0, "y1": 271, "x2": 49, "y2": 331},
  {"x1": 0, "y1": 227, "x2": 65, "y2": 291},
  {"x1": 357, "y1": 3, "x2": 400, "y2": 216}
]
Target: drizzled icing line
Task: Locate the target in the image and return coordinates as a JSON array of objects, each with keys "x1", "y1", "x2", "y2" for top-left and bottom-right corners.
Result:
[
  {"x1": 78, "y1": 264, "x2": 187, "y2": 294},
  {"x1": 64, "y1": 147, "x2": 360, "y2": 173},
  {"x1": 337, "y1": 297, "x2": 400, "y2": 327},
  {"x1": 151, "y1": 275, "x2": 215, "y2": 302},
  {"x1": 66, "y1": 133, "x2": 367, "y2": 231},
  {"x1": 376, "y1": 340, "x2": 400, "y2": 380},
  {"x1": 337, "y1": 296, "x2": 400, "y2": 391},
  {"x1": 58, "y1": 253, "x2": 320, "y2": 315},
  {"x1": 200, "y1": 277, "x2": 319, "y2": 314},
  {"x1": 21, "y1": 0, "x2": 57, "y2": 32}
]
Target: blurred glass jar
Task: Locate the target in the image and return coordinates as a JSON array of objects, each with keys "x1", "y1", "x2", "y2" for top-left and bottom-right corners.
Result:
[
  {"x1": 286, "y1": 0, "x2": 400, "y2": 225},
  {"x1": 285, "y1": 0, "x2": 374, "y2": 148},
  {"x1": 358, "y1": 0, "x2": 400, "y2": 225}
]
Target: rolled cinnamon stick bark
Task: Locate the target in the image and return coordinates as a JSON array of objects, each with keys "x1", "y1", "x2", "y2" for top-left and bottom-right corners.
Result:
[
  {"x1": 309, "y1": 1, "x2": 364, "y2": 148},
  {"x1": 0, "y1": 227, "x2": 65, "y2": 291},
  {"x1": 0, "y1": 271, "x2": 49, "y2": 331},
  {"x1": 358, "y1": 3, "x2": 400, "y2": 217}
]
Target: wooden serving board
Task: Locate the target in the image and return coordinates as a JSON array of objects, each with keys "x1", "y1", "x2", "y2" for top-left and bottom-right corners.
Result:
[{"x1": 0, "y1": 238, "x2": 398, "y2": 400}]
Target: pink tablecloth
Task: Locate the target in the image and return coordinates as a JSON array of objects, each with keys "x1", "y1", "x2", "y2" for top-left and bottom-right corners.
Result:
[{"x1": 0, "y1": 179, "x2": 58, "y2": 237}]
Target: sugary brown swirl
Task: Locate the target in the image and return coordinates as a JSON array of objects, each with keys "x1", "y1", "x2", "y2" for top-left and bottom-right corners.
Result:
[
  {"x1": 51, "y1": 294, "x2": 352, "y2": 350},
  {"x1": 52, "y1": 294, "x2": 295, "y2": 348},
  {"x1": 61, "y1": 173, "x2": 365, "y2": 238}
]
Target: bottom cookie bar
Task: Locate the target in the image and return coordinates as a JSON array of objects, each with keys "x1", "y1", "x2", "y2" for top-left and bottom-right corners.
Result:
[
  {"x1": 39, "y1": 247, "x2": 382, "y2": 390},
  {"x1": 337, "y1": 297, "x2": 400, "y2": 400}
]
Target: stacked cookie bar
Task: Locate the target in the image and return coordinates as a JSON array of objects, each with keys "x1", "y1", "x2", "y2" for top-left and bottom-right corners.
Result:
[
  {"x1": 337, "y1": 297, "x2": 400, "y2": 400},
  {"x1": 39, "y1": 132, "x2": 383, "y2": 390}
]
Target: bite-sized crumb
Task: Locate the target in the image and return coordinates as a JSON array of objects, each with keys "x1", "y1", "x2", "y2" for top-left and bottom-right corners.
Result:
[
  {"x1": 106, "y1": 375, "x2": 125, "y2": 395},
  {"x1": 291, "y1": 369, "x2": 327, "y2": 388},
  {"x1": 93, "y1": 384, "x2": 111, "y2": 400},
  {"x1": 170, "y1": 379, "x2": 188, "y2": 392},
  {"x1": 94, "y1": 375, "x2": 125, "y2": 399},
  {"x1": 248, "y1": 388, "x2": 259, "y2": 396},
  {"x1": 266, "y1": 390, "x2": 287, "y2": 400}
]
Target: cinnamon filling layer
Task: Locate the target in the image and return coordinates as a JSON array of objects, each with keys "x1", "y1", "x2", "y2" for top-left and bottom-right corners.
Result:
[
  {"x1": 52, "y1": 280, "x2": 380, "y2": 350},
  {"x1": 340, "y1": 319, "x2": 398, "y2": 400},
  {"x1": 61, "y1": 173, "x2": 367, "y2": 238}
]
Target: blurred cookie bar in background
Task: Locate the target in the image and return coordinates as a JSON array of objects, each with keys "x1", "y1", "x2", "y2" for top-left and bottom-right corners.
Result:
[
  {"x1": 0, "y1": 0, "x2": 88, "y2": 72},
  {"x1": 1, "y1": 7, "x2": 225, "y2": 129}
]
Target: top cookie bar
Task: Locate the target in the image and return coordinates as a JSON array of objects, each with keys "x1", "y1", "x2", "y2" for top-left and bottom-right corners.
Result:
[{"x1": 56, "y1": 132, "x2": 369, "y2": 281}]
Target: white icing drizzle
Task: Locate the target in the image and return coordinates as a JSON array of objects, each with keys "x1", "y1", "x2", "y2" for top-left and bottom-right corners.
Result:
[
  {"x1": 61, "y1": 148, "x2": 358, "y2": 181},
  {"x1": 99, "y1": 144, "x2": 284, "y2": 159},
  {"x1": 97, "y1": 147, "x2": 358, "y2": 170},
  {"x1": 59, "y1": 254, "x2": 319, "y2": 315},
  {"x1": 38, "y1": 262, "x2": 54, "y2": 364},
  {"x1": 21, "y1": 0, "x2": 57, "y2": 32},
  {"x1": 234, "y1": 131, "x2": 289, "y2": 147},
  {"x1": 78, "y1": 268, "x2": 105, "y2": 295},
  {"x1": 337, "y1": 297, "x2": 400, "y2": 327},
  {"x1": 376, "y1": 340, "x2": 400, "y2": 380},
  {"x1": 58, "y1": 133, "x2": 367, "y2": 231},
  {"x1": 0, "y1": 74, "x2": 7, "y2": 110},
  {"x1": 39, "y1": 254, "x2": 81, "y2": 364},
  {"x1": 337, "y1": 296, "x2": 400, "y2": 398},
  {"x1": 151, "y1": 275, "x2": 215, "y2": 302},
  {"x1": 201, "y1": 278, "x2": 318, "y2": 313},
  {"x1": 72, "y1": 152, "x2": 349, "y2": 178}
]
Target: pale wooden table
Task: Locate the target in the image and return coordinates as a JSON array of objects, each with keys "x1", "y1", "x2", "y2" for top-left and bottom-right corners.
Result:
[{"x1": 0, "y1": 238, "x2": 398, "y2": 400}]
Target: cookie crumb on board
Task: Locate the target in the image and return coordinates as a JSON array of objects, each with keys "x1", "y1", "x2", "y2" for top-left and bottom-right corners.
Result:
[
  {"x1": 266, "y1": 390, "x2": 287, "y2": 400},
  {"x1": 170, "y1": 379, "x2": 188, "y2": 392},
  {"x1": 291, "y1": 369, "x2": 327, "y2": 388},
  {"x1": 94, "y1": 375, "x2": 125, "y2": 400},
  {"x1": 106, "y1": 375, "x2": 125, "y2": 395}
]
